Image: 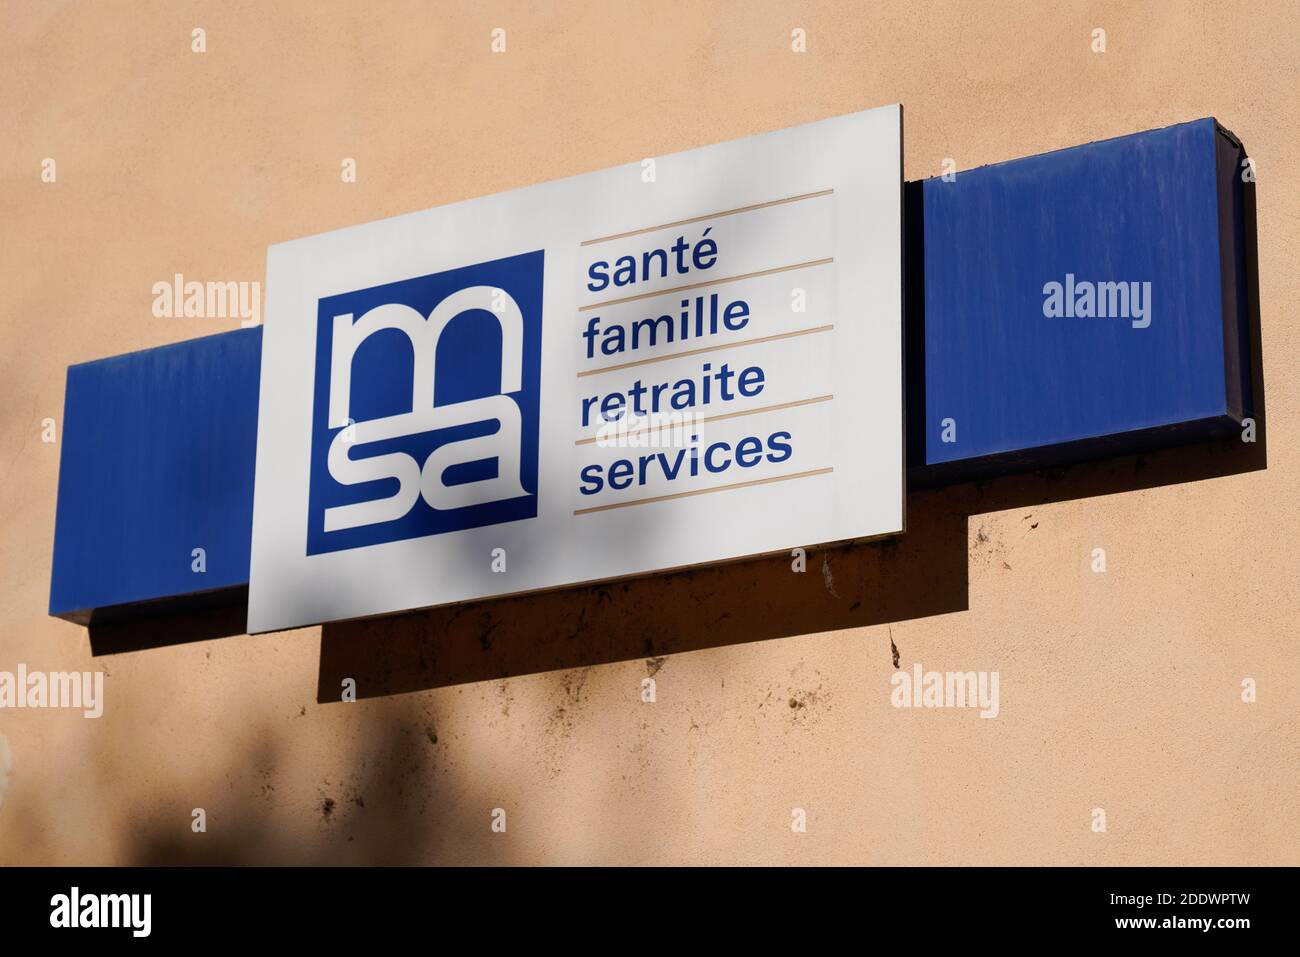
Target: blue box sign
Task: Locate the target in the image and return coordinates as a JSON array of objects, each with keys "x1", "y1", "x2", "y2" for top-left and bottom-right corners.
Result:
[
  {"x1": 48, "y1": 117, "x2": 1256, "y2": 625},
  {"x1": 49, "y1": 328, "x2": 262, "y2": 623},
  {"x1": 909, "y1": 117, "x2": 1252, "y2": 483}
]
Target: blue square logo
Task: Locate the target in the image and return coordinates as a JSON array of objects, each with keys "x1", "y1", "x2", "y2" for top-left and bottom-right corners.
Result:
[{"x1": 306, "y1": 250, "x2": 544, "y2": 555}]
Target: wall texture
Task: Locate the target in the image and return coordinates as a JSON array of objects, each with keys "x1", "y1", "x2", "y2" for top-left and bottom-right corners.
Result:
[{"x1": 1, "y1": 0, "x2": 1296, "y2": 865}]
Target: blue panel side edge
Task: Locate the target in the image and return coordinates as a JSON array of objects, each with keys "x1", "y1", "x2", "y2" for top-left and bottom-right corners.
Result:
[
  {"x1": 49, "y1": 328, "x2": 262, "y2": 619},
  {"x1": 919, "y1": 117, "x2": 1236, "y2": 467}
]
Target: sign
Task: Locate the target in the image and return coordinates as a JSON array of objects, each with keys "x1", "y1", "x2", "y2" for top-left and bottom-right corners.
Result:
[{"x1": 247, "y1": 105, "x2": 904, "y2": 633}]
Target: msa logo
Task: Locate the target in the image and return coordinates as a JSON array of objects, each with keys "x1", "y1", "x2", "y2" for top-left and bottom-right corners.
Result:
[{"x1": 307, "y1": 251, "x2": 543, "y2": 554}]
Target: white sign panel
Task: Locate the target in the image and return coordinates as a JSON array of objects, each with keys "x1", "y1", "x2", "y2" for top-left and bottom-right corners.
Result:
[{"x1": 248, "y1": 105, "x2": 904, "y2": 633}]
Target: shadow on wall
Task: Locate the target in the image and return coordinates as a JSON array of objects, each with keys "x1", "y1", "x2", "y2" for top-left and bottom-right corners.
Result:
[
  {"x1": 316, "y1": 429, "x2": 1264, "y2": 701},
  {"x1": 9, "y1": 697, "x2": 521, "y2": 865},
  {"x1": 90, "y1": 180, "x2": 1268, "y2": 703},
  {"x1": 88, "y1": 594, "x2": 249, "y2": 656}
]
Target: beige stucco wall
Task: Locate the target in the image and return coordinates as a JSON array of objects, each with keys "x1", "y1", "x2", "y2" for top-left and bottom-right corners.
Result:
[{"x1": 1, "y1": 0, "x2": 1297, "y2": 865}]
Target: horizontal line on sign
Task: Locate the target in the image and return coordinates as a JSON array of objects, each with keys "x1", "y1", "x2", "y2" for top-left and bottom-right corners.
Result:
[
  {"x1": 573, "y1": 467, "x2": 834, "y2": 516},
  {"x1": 574, "y1": 394, "x2": 834, "y2": 446},
  {"x1": 579, "y1": 189, "x2": 834, "y2": 247},
  {"x1": 579, "y1": 257, "x2": 834, "y2": 312},
  {"x1": 576, "y1": 324, "x2": 833, "y2": 378}
]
